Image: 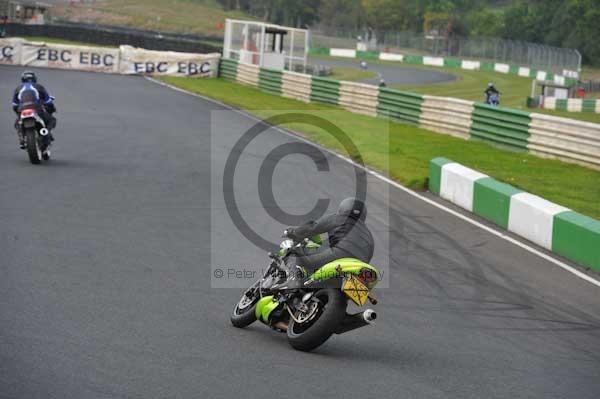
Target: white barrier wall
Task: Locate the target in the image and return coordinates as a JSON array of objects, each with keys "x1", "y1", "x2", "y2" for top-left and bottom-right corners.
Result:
[
  {"x1": 0, "y1": 38, "x2": 23, "y2": 65},
  {"x1": 119, "y1": 46, "x2": 220, "y2": 77},
  {"x1": 0, "y1": 37, "x2": 220, "y2": 78},
  {"x1": 21, "y1": 41, "x2": 120, "y2": 73}
]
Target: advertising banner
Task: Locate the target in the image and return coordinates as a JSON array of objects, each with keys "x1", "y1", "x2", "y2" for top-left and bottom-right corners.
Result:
[
  {"x1": 20, "y1": 41, "x2": 120, "y2": 73},
  {"x1": 119, "y1": 46, "x2": 220, "y2": 77}
]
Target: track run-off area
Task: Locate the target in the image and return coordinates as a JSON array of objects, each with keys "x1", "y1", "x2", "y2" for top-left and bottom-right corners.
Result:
[{"x1": 1, "y1": 65, "x2": 599, "y2": 399}]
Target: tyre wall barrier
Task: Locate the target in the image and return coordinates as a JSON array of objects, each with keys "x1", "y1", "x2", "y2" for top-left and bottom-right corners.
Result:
[
  {"x1": 429, "y1": 157, "x2": 600, "y2": 272},
  {"x1": 218, "y1": 60, "x2": 600, "y2": 170},
  {"x1": 542, "y1": 97, "x2": 600, "y2": 114},
  {"x1": 377, "y1": 88, "x2": 423, "y2": 125},
  {"x1": 310, "y1": 76, "x2": 340, "y2": 106},
  {"x1": 470, "y1": 105, "x2": 531, "y2": 151},
  {"x1": 528, "y1": 113, "x2": 600, "y2": 169},
  {"x1": 419, "y1": 96, "x2": 473, "y2": 140},
  {"x1": 309, "y1": 47, "x2": 578, "y2": 85},
  {"x1": 339, "y1": 81, "x2": 379, "y2": 116},
  {"x1": 0, "y1": 37, "x2": 220, "y2": 77}
]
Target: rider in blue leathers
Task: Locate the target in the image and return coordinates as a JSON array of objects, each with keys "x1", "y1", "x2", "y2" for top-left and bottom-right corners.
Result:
[{"x1": 12, "y1": 71, "x2": 56, "y2": 149}]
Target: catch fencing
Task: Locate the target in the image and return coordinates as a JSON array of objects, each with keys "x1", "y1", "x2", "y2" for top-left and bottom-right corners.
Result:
[
  {"x1": 310, "y1": 28, "x2": 581, "y2": 75},
  {"x1": 219, "y1": 58, "x2": 600, "y2": 170},
  {"x1": 309, "y1": 47, "x2": 578, "y2": 85}
]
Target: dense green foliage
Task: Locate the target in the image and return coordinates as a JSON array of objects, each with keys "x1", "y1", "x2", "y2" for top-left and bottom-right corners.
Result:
[{"x1": 214, "y1": 0, "x2": 600, "y2": 65}]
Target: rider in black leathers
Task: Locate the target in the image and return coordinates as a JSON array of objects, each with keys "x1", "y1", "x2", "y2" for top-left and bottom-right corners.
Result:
[
  {"x1": 484, "y1": 82, "x2": 500, "y2": 104},
  {"x1": 12, "y1": 71, "x2": 56, "y2": 148},
  {"x1": 285, "y1": 197, "x2": 375, "y2": 273}
]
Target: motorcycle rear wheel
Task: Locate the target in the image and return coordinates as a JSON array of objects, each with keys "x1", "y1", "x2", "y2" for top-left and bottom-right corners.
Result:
[
  {"x1": 25, "y1": 129, "x2": 41, "y2": 165},
  {"x1": 287, "y1": 288, "x2": 347, "y2": 352}
]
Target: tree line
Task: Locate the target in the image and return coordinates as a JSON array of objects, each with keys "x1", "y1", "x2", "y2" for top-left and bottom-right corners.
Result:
[{"x1": 214, "y1": 0, "x2": 600, "y2": 65}]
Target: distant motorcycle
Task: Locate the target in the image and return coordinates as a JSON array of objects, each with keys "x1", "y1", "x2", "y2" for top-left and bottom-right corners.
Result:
[
  {"x1": 231, "y1": 232, "x2": 380, "y2": 352},
  {"x1": 485, "y1": 93, "x2": 500, "y2": 106},
  {"x1": 17, "y1": 106, "x2": 52, "y2": 164}
]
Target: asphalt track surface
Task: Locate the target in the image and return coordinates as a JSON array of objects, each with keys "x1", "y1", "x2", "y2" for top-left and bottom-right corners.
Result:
[
  {"x1": 1, "y1": 66, "x2": 600, "y2": 399},
  {"x1": 310, "y1": 56, "x2": 456, "y2": 86}
]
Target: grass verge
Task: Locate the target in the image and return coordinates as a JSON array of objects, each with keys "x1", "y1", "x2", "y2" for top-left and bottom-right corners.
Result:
[{"x1": 159, "y1": 76, "x2": 600, "y2": 219}]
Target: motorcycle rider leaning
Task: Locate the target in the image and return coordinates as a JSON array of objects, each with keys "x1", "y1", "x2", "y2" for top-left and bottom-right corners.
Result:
[
  {"x1": 12, "y1": 71, "x2": 57, "y2": 149},
  {"x1": 285, "y1": 197, "x2": 375, "y2": 275},
  {"x1": 273, "y1": 197, "x2": 375, "y2": 331}
]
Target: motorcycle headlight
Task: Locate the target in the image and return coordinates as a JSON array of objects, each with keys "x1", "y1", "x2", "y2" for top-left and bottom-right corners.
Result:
[{"x1": 280, "y1": 239, "x2": 294, "y2": 250}]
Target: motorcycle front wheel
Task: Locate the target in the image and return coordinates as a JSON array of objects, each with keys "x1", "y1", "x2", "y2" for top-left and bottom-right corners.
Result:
[
  {"x1": 230, "y1": 281, "x2": 261, "y2": 328},
  {"x1": 287, "y1": 288, "x2": 347, "y2": 352}
]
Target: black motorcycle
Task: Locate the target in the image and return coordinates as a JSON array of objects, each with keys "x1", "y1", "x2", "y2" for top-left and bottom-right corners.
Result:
[{"x1": 17, "y1": 107, "x2": 52, "y2": 164}]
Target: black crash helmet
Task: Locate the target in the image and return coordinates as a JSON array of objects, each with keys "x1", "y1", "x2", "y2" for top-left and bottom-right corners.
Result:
[
  {"x1": 21, "y1": 71, "x2": 37, "y2": 83},
  {"x1": 337, "y1": 197, "x2": 367, "y2": 221}
]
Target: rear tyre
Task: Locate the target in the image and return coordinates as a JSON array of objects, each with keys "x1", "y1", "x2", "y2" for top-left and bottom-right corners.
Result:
[
  {"x1": 230, "y1": 282, "x2": 260, "y2": 328},
  {"x1": 25, "y1": 129, "x2": 41, "y2": 165},
  {"x1": 287, "y1": 289, "x2": 347, "y2": 352}
]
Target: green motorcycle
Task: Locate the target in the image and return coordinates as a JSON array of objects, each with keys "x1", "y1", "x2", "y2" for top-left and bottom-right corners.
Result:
[{"x1": 230, "y1": 231, "x2": 379, "y2": 352}]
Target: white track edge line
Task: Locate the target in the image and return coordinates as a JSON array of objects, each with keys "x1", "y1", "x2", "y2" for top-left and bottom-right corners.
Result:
[{"x1": 146, "y1": 77, "x2": 600, "y2": 289}]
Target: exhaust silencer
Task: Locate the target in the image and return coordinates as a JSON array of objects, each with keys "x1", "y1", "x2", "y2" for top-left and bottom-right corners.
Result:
[
  {"x1": 39, "y1": 128, "x2": 49, "y2": 136},
  {"x1": 335, "y1": 309, "x2": 377, "y2": 335}
]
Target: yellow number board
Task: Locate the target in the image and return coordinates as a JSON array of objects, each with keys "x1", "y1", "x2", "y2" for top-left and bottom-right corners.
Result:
[{"x1": 342, "y1": 275, "x2": 369, "y2": 306}]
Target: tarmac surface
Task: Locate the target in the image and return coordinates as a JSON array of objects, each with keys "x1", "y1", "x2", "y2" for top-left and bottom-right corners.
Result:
[
  {"x1": 310, "y1": 56, "x2": 456, "y2": 86},
  {"x1": 1, "y1": 66, "x2": 599, "y2": 399}
]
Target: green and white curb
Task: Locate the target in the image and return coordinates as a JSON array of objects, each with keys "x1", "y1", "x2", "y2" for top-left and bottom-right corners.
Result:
[
  {"x1": 429, "y1": 157, "x2": 600, "y2": 272},
  {"x1": 543, "y1": 97, "x2": 600, "y2": 114}
]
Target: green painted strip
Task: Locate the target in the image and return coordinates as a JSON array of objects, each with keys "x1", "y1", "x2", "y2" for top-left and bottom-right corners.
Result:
[
  {"x1": 529, "y1": 69, "x2": 538, "y2": 78},
  {"x1": 219, "y1": 58, "x2": 238, "y2": 81},
  {"x1": 428, "y1": 157, "x2": 454, "y2": 195},
  {"x1": 582, "y1": 99, "x2": 596, "y2": 113},
  {"x1": 310, "y1": 76, "x2": 340, "y2": 106},
  {"x1": 377, "y1": 87, "x2": 424, "y2": 125},
  {"x1": 357, "y1": 50, "x2": 380, "y2": 59},
  {"x1": 552, "y1": 211, "x2": 600, "y2": 272},
  {"x1": 443, "y1": 58, "x2": 461, "y2": 68},
  {"x1": 473, "y1": 178, "x2": 522, "y2": 229},
  {"x1": 509, "y1": 64, "x2": 519, "y2": 74},
  {"x1": 309, "y1": 47, "x2": 330, "y2": 56},
  {"x1": 546, "y1": 72, "x2": 554, "y2": 81},
  {"x1": 555, "y1": 99, "x2": 568, "y2": 111},
  {"x1": 480, "y1": 62, "x2": 495, "y2": 71},
  {"x1": 404, "y1": 55, "x2": 423, "y2": 65},
  {"x1": 258, "y1": 67, "x2": 282, "y2": 96}
]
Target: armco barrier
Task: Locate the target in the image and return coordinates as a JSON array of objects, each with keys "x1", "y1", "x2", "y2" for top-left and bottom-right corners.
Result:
[
  {"x1": 0, "y1": 37, "x2": 220, "y2": 78},
  {"x1": 429, "y1": 157, "x2": 600, "y2": 272},
  {"x1": 217, "y1": 59, "x2": 600, "y2": 170},
  {"x1": 470, "y1": 105, "x2": 531, "y2": 151},
  {"x1": 528, "y1": 113, "x2": 600, "y2": 169},
  {"x1": 377, "y1": 88, "x2": 423, "y2": 125}
]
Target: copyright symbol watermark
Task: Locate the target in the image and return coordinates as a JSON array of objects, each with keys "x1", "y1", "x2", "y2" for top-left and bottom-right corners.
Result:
[{"x1": 222, "y1": 112, "x2": 367, "y2": 252}]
